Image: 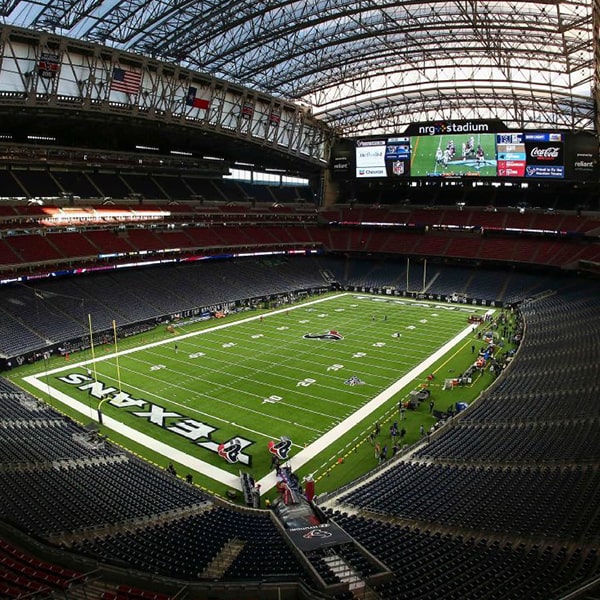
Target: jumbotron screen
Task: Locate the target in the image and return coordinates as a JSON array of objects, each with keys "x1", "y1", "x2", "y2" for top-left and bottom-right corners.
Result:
[
  {"x1": 410, "y1": 133, "x2": 498, "y2": 178},
  {"x1": 354, "y1": 130, "x2": 577, "y2": 180}
]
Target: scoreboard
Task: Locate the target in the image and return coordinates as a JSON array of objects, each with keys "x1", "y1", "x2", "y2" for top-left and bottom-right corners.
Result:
[
  {"x1": 496, "y1": 133, "x2": 527, "y2": 177},
  {"x1": 497, "y1": 132, "x2": 564, "y2": 179},
  {"x1": 347, "y1": 122, "x2": 597, "y2": 182}
]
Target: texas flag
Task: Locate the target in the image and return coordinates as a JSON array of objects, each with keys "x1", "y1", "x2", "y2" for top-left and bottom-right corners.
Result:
[{"x1": 186, "y1": 86, "x2": 210, "y2": 110}]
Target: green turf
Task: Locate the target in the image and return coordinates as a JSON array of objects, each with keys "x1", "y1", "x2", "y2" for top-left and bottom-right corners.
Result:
[
  {"x1": 410, "y1": 133, "x2": 497, "y2": 177},
  {"x1": 9, "y1": 292, "x2": 508, "y2": 500}
]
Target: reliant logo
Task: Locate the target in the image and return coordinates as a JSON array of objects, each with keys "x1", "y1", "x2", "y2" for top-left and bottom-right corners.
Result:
[
  {"x1": 57, "y1": 373, "x2": 254, "y2": 465},
  {"x1": 418, "y1": 121, "x2": 490, "y2": 136}
]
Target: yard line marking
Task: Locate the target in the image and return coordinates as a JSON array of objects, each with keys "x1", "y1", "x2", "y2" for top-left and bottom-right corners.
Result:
[
  {"x1": 32, "y1": 292, "x2": 352, "y2": 378},
  {"x1": 255, "y1": 314, "x2": 494, "y2": 493},
  {"x1": 22, "y1": 293, "x2": 492, "y2": 492}
]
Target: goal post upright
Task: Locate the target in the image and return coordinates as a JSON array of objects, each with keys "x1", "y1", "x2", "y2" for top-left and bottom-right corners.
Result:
[{"x1": 406, "y1": 257, "x2": 428, "y2": 294}]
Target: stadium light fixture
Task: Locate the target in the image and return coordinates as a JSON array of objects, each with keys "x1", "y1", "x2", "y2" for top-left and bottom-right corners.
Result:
[{"x1": 27, "y1": 135, "x2": 55, "y2": 141}]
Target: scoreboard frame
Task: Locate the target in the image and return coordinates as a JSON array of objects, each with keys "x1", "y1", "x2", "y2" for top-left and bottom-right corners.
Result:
[{"x1": 338, "y1": 121, "x2": 597, "y2": 183}]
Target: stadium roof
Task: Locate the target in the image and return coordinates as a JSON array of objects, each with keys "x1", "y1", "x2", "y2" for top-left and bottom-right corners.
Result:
[{"x1": 1, "y1": 0, "x2": 597, "y2": 136}]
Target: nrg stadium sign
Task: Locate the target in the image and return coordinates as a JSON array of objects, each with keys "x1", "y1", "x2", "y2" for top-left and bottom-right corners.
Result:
[{"x1": 404, "y1": 119, "x2": 507, "y2": 136}]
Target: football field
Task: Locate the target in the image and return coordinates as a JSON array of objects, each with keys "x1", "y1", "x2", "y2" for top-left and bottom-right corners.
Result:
[{"x1": 21, "y1": 292, "x2": 490, "y2": 492}]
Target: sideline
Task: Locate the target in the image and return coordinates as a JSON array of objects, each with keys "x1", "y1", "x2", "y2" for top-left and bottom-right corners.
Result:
[
  {"x1": 22, "y1": 292, "x2": 350, "y2": 492},
  {"x1": 29, "y1": 292, "x2": 350, "y2": 378},
  {"x1": 255, "y1": 317, "x2": 488, "y2": 492}
]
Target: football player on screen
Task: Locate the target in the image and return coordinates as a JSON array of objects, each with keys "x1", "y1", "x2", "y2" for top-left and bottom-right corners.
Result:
[{"x1": 462, "y1": 136, "x2": 476, "y2": 159}]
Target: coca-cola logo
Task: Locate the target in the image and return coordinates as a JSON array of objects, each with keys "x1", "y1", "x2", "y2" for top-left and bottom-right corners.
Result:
[{"x1": 530, "y1": 146, "x2": 560, "y2": 159}]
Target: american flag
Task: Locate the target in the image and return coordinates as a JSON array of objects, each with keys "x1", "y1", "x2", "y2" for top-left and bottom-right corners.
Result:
[{"x1": 111, "y1": 67, "x2": 141, "y2": 94}]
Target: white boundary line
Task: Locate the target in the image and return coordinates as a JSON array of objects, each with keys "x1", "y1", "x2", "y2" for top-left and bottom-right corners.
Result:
[
  {"x1": 21, "y1": 376, "x2": 243, "y2": 489},
  {"x1": 30, "y1": 292, "x2": 350, "y2": 378},
  {"x1": 22, "y1": 292, "x2": 350, "y2": 492},
  {"x1": 255, "y1": 318, "x2": 488, "y2": 492}
]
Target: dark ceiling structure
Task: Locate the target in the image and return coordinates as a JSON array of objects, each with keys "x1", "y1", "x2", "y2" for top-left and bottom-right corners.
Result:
[{"x1": 1, "y1": 0, "x2": 597, "y2": 137}]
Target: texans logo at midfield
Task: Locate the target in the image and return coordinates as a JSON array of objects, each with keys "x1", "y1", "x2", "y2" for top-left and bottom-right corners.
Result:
[{"x1": 303, "y1": 330, "x2": 343, "y2": 341}]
